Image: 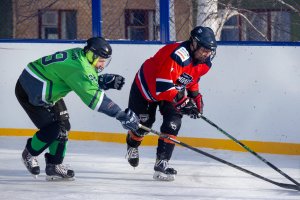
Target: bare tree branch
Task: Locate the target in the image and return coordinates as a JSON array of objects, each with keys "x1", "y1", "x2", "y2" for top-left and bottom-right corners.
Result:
[
  {"x1": 238, "y1": 13, "x2": 269, "y2": 41},
  {"x1": 276, "y1": 0, "x2": 300, "y2": 14},
  {"x1": 16, "y1": 0, "x2": 60, "y2": 25}
]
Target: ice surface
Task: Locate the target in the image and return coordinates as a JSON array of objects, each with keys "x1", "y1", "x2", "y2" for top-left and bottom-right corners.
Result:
[{"x1": 0, "y1": 136, "x2": 299, "y2": 200}]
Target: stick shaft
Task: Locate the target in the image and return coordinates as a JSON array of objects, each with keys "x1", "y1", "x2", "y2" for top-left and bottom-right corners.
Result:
[
  {"x1": 200, "y1": 115, "x2": 300, "y2": 186},
  {"x1": 138, "y1": 124, "x2": 300, "y2": 191}
]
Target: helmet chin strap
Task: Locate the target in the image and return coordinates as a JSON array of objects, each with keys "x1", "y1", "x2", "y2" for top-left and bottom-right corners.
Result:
[
  {"x1": 92, "y1": 57, "x2": 99, "y2": 67},
  {"x1": 86, "y1": 50, "x2": 100, "y2": 68}
]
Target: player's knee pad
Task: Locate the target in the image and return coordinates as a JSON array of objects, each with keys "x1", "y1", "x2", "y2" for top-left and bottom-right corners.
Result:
[
  {"x1": 58, "y1": 119, "x2": 71, "y2": 133},
  {"x1": 55, "y1": 107, "x2": 70, "y2": 132},
  {"x1": 57, "y1": 128, "x2": 69, "y2": 142},
  {"x1": 36, "y1": 121, "x2": 62, "y2": 143},
  {"x1": 160, "y1": 116, "x2": 182, "y2": 136},
  {"x1": 53, "y1": 99, "x2": 70, "y2": 131}
]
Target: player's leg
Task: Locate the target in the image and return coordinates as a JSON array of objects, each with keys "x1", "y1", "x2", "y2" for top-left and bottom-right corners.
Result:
[
  {"x1": 44, "y1": 99, "x2": 74, "y2": 181},
  {"x1": 154, "y1": 101, "x2": 182, "y2": 181},
  {"x1": 15, "y1": 80, "x2": 59, "y2": 177},
  {"x1": 15, "y1": 81, "x2": 73, "y2": 180},
  {"x1": 126, "y1": 82, "x2": 157, "y2": 167}
]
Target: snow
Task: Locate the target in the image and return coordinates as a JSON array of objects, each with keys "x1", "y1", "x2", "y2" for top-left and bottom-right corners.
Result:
[{"x1": 0, "y1": 136, "x2": 299, "y2": 200}]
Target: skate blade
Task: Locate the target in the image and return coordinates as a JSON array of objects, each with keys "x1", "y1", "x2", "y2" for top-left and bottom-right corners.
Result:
[
  {"x1": 153, "y1": 171, "x2": 175, "y2": 181},
  {"x1": 21, "y1": 158, "x2": 40, "y2": 179},
  {"x1": 46, "y1": 175, "x2": 75, "y2": 182},
  {"x1": 32, "y1": 174, "x2": 38, "y2": 179},
  {"x1": 128, "y1": 161, "x2": 139, "y2": 168}
]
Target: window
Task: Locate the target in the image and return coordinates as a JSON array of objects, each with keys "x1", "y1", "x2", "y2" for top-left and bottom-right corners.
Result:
[
  {"x1": 125, "y1": 9, "x2": 155, "y2": 41},
  {"x1": 242, "y1": 10, "x2": 291, "y2": 41},
  {"x1": 242, "y1": 11, "x2": 269, "y2": 41},
  {"x1": 221, "y1": 15, "x2": 240, "y2": 41},
  {"x1": 39, "y1": 10, "x2": 77, "y2": 39},
  {"x1": 270, "y1": 11, "x2": 290, "y2": 41},
  {"x1": 220, "y1": 10, "x2": 291, "y2": 42}
]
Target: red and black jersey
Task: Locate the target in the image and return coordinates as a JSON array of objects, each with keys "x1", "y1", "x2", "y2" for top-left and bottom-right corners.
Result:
[{"x1": 135, "y1": 41, "x2": 212, "y2": 102}]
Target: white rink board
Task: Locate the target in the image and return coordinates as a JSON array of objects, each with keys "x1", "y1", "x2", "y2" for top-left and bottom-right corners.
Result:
[{"x1": 0, "y1": 42, "x2": 299, "y2": 143}]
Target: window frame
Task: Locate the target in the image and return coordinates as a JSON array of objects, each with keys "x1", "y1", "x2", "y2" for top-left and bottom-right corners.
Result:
[
  {"x1": 124, "y1": 9, "x2": 155, "y2": 41},
  {"x1": 38, "y1": 9, "x2": 77, "y2": 40}
]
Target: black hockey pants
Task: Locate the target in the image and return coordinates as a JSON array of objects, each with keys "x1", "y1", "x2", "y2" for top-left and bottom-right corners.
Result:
[
  {"x1": 126, "y1": 81, "x2": 183, "y2": 161},
  {"x1": 15, "y1": 80, "x2": 70, "y2": 164}
]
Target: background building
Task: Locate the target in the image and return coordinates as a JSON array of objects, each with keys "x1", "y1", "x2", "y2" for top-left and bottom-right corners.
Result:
[{"x1": 1, "y1": 0, "x2": 300, "y2": 42}]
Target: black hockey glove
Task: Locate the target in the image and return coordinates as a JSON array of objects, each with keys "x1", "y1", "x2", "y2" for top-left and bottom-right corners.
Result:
[
  {"x1": 174, "y1": 97, "x2": 201, "y2": 119},
  {"x1": 98, "y1": 74, "x2": 125, "y2": 90},
  {"x1": 116, "y1": 108, "x2": 140, "y2": 131}
]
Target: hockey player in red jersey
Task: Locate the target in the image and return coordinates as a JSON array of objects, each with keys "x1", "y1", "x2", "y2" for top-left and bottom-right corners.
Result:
[{"x1": 126, "y1": 26, "x2": 217, "y2": 181}]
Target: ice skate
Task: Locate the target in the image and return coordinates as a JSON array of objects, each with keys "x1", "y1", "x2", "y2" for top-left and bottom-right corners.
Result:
[
  {"x1": 22, "y1": 148, "x2": 40, "y2": 178},
  {"x1": 153, "y1": 159, "x2": 177, "y2": 181},
  {"x1": 45, "y1": 153, "x2": 75, "y2": 181},
  {"x1": 126, "y1": 146, "x2": 139, "y2": 167}
]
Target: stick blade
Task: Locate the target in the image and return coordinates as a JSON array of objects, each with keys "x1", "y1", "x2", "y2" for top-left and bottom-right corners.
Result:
[{"x1": 276, "y1": 183, "x2": 300, "y2": 191}]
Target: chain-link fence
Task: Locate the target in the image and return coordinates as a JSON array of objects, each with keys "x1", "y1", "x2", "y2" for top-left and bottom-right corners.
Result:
[
  {"x1": 1, "y1": 0, "x2": 92, "y2": 40},
  {"x1": 1, "y1": 0, "x2": 300, "y2": 42}
]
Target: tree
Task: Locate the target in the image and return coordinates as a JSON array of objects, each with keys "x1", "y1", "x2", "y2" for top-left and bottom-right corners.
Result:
[{"x1": 193, "y1": 0, "x2": 300, "y2": 41}]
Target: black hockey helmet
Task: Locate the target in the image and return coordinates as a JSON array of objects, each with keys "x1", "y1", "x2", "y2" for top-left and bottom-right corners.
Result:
[
  {"x1": 84, "y1": 37, "x2": 112, "y2": 71},
  {"x1": 84, "y1": 37, "x2": 112, "y2": 59},
  {"x1": 190, "y1": 26, "x2": 217, "y2": 51}
]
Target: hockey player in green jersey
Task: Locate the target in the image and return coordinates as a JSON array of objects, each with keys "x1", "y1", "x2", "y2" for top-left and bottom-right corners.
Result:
[{"x1": 15, "y1": 37, "x2": 140, "y2": 181}]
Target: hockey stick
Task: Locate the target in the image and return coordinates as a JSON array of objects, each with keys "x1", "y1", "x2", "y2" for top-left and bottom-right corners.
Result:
[
  {"x1": 138, "y1": 124, "x2": 300, "y2": 191},
  {"x1": 199, "y1": 114, "x2": 300, "y2": 187}
]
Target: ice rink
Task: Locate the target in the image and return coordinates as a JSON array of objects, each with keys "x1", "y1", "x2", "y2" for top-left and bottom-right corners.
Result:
[{"x1": 0, "y1": 136, "x2": 299, "y2": 200}]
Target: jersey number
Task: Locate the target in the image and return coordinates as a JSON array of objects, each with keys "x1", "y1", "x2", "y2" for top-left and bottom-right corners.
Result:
[{"x1": 41, "y1": 51, "x2": 68, "y2": 65}]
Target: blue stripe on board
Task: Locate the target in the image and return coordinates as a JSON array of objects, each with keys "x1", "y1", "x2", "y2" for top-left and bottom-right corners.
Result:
[{"x1": 1, "y1": 39, "x2": 300, "y2": 46}]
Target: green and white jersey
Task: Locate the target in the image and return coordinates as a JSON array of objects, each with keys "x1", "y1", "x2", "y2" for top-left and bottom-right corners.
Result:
[{"x1": 19, "y1": 48, "x2": 107, "y2": 111}]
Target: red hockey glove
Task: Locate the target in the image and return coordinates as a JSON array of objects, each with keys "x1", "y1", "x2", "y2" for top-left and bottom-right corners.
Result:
[
  {"x1": 174, "y1": 97, "x2": 200, "y2": 119},
  {"x1": 193, "y1": 93, "x2": 204, "y2": 115}
]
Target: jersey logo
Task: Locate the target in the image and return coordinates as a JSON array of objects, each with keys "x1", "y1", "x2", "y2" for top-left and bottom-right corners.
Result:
[
  {"x1": 174, "y1": 47, "x2": 189, "y2": 62},
  {"x1": 88, "y1": 74, "x2": 97, "y2": 83},
  {"x1": 175, "y1": 73, "x2": 193, "y2": 91},
  {"x1": 71, "y1": 50, "x2": 79, "y2": 60},
  {"x1": 170, "y1": 121, "x2": 177, "y2": 130},
  {"x1": 177, "y1": 73, "x2": 193, "y2": 85}
]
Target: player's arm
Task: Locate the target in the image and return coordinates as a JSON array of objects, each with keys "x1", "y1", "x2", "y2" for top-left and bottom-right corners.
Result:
[{"x1": 65, "y1": 72, "x2": 139, "y2": 131}]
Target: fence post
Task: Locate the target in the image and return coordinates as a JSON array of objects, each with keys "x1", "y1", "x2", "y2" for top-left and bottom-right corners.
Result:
[
  {"x1": 92, "y1": 0, "x2": 102, "y2": 37},
  {"x1": 160, "y1": 0, "x2": 170, "y2": 43}
]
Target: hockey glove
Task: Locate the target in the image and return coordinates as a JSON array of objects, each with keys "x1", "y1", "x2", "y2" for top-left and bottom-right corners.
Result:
[
  {"x1": 116, "y1": 108, "x2": 140, "y2": 131},
  {"x1": 174, "y1": 97, "x2": 200, "y2": 119},
  {"x1": 98, "y1": 74, "x2": 125, "y2": 90},
  {"x1": 192, "y1": 93, "x2": 204, "y2": 115}
]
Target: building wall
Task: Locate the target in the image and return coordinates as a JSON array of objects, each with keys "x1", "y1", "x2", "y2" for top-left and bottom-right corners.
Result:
[
  {"x1": 12, "y1": 0, "x2": 92, "y2": 39},
  {"x1": 11, "y1": 0, "x2": 192, "y2": 40}
]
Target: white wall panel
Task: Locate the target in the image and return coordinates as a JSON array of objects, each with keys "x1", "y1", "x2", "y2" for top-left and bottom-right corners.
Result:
[{"x1": 0, "y1": 43, "x2": 299, "y2": 143}]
